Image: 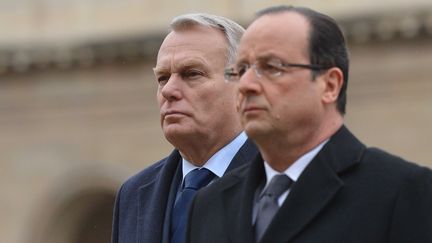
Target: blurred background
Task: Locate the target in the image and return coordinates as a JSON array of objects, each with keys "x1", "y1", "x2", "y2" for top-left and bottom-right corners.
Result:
[{"x1": 1, "y1": 0, "x2": 431, "y2": 242}]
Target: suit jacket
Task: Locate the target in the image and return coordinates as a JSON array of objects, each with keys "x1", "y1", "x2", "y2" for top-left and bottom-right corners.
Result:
[
  {"x1": 112, "y1": 139, "x2": 258, "y2": 243},
  {"x1": 187, "y1": 126, "x2": 432, "y2": 243}
]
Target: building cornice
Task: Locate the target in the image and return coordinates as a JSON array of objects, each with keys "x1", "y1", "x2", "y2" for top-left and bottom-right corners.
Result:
[{"x1": 1, "y1": 9, "x2": 431, "y2": 75}]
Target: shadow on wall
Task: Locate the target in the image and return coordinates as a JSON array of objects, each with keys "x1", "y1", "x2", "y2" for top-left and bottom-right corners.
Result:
[{"x1": 25, "y1": 164, "x2": 131, "y2": 243}]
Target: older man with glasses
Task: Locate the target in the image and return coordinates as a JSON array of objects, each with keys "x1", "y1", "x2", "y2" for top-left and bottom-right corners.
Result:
[{"x1": 187, "y1": 5, "x2": 432, "y2": 243}]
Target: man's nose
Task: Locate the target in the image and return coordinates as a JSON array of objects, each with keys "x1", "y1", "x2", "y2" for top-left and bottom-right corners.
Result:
[
  {"x1": 238, "y1": 67, "x2": 262, "y2": 96},
  {"x1": 160, "y1": 74, "x2": 182, "y2": 101}
]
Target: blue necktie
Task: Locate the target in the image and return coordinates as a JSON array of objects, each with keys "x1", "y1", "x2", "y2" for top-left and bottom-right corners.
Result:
[{"x1": 170, "y1": 168, "x2": 216, "y2": 243}]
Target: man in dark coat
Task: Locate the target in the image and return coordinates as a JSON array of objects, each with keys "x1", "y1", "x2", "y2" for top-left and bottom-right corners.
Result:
[
  {"x1": 187, "y1": 6, "x2": 432, "y2": 243},
  {"x1": 112, "y1": 13, "x2": 257, "y2": 243}
]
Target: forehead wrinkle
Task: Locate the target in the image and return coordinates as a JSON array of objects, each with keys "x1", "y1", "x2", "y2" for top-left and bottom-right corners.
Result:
[
  {"x1": 156, "y1": 55, "x2": 209, "y2": 75},
  {"x1": 175, "y1": 57, "x2": 208, "y2": 70},
  {"x1": 237, "y1": 50, "x2": 281, "y2": 65}
]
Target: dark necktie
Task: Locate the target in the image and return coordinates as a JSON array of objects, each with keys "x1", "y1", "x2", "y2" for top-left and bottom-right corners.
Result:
[
  {"x1": 170, "y1": 168, "x2": 216, "y2": 243},
  {"x1": 254, "y1": 174, "x2": 293, "y2": 242}
]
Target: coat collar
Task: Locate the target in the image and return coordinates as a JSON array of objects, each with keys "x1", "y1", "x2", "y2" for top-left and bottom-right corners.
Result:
[
  {"x1": 223, "y1": 126, "x2": 366, "y2": 243},
  {"x1": 226, "y1": 139, "x2": 258, "y2": 173},
  {"x1": 136, "y1": 139, "x2": 257, "y2": 243},
  {"x1": 137, "y1": 150, "x2": 182, "y2": 243},
  {"x1": 222, "y1": 153, "x2": 265, "y2": 243}
]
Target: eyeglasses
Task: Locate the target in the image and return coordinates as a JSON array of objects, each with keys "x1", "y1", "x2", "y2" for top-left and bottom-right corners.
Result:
[{"x1": 224, "y1": 58, "x2": 328, "y2": 82}]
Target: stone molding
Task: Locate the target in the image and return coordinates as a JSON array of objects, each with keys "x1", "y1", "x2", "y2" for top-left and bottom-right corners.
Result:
[{"x1": 1, "y1": 9, "x2": 431, "y2": 74}]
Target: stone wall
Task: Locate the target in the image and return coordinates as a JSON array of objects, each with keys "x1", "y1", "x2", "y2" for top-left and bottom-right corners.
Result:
[{"x1": 0, "y1": 1, "x2": 431, "y2": 243}]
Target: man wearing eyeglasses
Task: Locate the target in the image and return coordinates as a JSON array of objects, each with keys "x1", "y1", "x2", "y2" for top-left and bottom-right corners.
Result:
[
  {"x1": 186, "y1": 6, "x2": 432, "y2": 243},
  {"x1": 112, "y1": 13, "x2": 258, "y2": 243}
]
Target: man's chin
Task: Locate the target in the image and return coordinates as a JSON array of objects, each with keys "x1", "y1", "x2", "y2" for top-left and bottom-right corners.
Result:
[
  {"x1": 163, "y1": 126, "x2": 193, "y2": 142},
  {"x1": 243, "y1": 121, "x2": 269, "y2": 139}
]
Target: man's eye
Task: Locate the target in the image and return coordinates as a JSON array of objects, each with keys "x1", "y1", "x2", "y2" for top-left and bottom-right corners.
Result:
[
  {"x1": 182, "y1": 69, "x2": 204, "y2": 79},
  {"x1": 260, "y1": 62, "x2": 281, "y2": 72},
  {"x1": 157, "y1": 75, "x2": 170, "y2": 85},
  {"x1": 237, "y1": 65, "x2": 248, "y2": 77}
]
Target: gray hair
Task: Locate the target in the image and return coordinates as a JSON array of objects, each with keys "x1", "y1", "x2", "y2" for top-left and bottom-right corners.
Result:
[{"x1": 170, "y1": 13, "x2": 245, "y2": 66}]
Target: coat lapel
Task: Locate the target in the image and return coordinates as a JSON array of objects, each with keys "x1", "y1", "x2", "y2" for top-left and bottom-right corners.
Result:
[
  {"x1": 221, "y1": 154, "x2": 265, "y2": 243},
  {"x1": 197, "y1": 139, "x2": 258, "y2": 243},
  {"x1": 260, "y1": 126, "x2": 366, "y2": 243},
  {"x1": 137, "y1": 150, "x2": 182, "y2": 243},
  {"x1": 136, "y1": 139, "x2": 257, "y2": 243},
  {"x1": 261, "y1": 152, "x2": 343, "y2": 242},
  {"x1": 225, "y1": 139, "x2": 258, "y2": 173}
]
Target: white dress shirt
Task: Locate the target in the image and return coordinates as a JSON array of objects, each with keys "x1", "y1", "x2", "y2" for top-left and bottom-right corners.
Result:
[
  {"x1": 181, "y1": 131, "x2": 248, "y2": 182},
  {"x1": 262, "y1": 139, "x2": 329, "y2": 206}
]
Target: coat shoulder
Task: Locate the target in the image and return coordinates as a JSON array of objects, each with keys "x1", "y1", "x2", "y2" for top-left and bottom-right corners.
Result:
[
  {"x1": 362, "y1": 147, "x2": 431, "y2": 176},
  {"x1": 117, "y1": 149, "x2": 182, "y2": 199},
  {"x1": 120, "y1": 157, "x2": 169, "y2": 191},
  {"x1": 356, "y1": 147, "x2": 432, "y2": 194}
]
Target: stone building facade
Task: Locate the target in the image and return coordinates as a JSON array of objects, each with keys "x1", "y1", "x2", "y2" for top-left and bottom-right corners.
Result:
[{"x1": 1, "y1": 1, "x2": 431, "y2": 243}]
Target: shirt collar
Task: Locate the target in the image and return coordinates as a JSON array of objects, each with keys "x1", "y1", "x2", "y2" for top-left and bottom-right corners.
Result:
[
  {"x1": 182, "y1": 132, "x2": 248, "y2": 180},
  {"x1": 263, "y1": 139, "x2": 329, "y2": 187}
]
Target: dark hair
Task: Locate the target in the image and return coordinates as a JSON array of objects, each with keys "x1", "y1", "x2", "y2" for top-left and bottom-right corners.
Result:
[{"x1": 256, "y1": 6, "x2": 349, "y2": 115}]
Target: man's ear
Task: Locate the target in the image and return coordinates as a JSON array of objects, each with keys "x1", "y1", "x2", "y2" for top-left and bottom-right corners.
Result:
[{"x1": 321, "y1": 67, "x2": 344, "y2": 104}]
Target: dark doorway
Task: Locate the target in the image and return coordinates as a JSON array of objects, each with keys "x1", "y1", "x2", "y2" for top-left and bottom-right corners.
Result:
[{"x1": 70, "y1": 191, "x2": 115, "y2": 243}]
